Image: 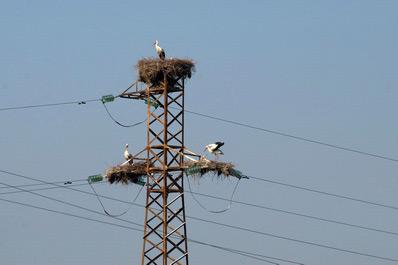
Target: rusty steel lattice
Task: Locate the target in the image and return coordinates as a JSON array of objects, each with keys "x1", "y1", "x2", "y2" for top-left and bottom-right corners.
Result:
[{"x1": 120, "y1": 74, "x2": 189, "y2": 265}]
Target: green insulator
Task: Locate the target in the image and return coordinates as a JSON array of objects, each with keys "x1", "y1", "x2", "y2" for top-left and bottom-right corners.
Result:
[
  {"x1": 186, "y1": 166, "x2": 201, "y2": 175},
  {"x1": 88, "y1": 174, "x2": 104, "y2": 183},
  {"x1": 102, "y1": 94, "x2": 115, "y2": 103},
  {"x1": 135, "y1": 178, "x2": 146, "y2": 186},
  {"x1": 144, "y1": 98, "x2": 159, "y2": 109},
  {"x1": 230, "y1": 168, "x2": 244, "y2": 179}
]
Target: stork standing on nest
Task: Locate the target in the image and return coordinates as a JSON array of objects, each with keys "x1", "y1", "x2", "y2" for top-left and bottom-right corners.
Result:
[
  {"x1": 204, "y1": 142, "x2": 224, "y2": 161},
  {"x1": 152, "y1": 40, "x2": 165, "y2": 60},
  {"x1": 124, "y1": 143, "x2": 133, "y2": 163}
]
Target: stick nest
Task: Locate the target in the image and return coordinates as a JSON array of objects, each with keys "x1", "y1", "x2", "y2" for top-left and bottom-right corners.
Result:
[
  {"x1": 137, "y1": 58, "x2": 195, "y2": 85},
  {"x1": 183, "y1": 160, "x2": 236, "y2": 179},
  {"x1": 104, "y1": 162, "x2": 147, "y2": 185}
]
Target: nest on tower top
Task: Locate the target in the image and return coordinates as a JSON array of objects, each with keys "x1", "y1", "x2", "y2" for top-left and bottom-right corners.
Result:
[
  {"x1": 182, "y1": 160, "x2": 241, "y2": 179},
  {"x1": 137, "y1": 58, "x2": 195, "y2": 86},
  {"x1": 104, "y1": 162, "x2": 147, "y2": 185}
]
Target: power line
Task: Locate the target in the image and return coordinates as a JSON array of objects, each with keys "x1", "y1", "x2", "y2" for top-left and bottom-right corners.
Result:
[
  {"x1": 89, "y1": 180, "x2": 144, "y2": 217},
  {"x1": 0, "y1": 197, "x2": 295, "y2": 265},
  {"x1": 0, "y1": 178, "x2": 88, "y2": 190},
  {"x1": 249, "y1": 175, "x2": 398, "y2": 211},
  {"x1": 2, "y1": 98, "x2": 398, "y2": 163},
  {"x1": 4, "y1": 179, "x2": 397, "y2": 238},
  {"x1": 186, "y1": 173, "x2": 240, "y2": 213},
  {"x1": 2, "y1": 169, "x2": 398, "y2": 238},
  {"x1": 0, "y1": 96, "x2": 146, "y2": 128},
  {"x1": 0, "y1": 180, "x2": 143, "y2": 229},
  {"x1": 0, "y1": 181, "x2": 94, "y2": 195},
  {"x1": 0, "y1": 197, "x2": 140, "y2": 231},
  {"x1": 188, "y1": 239, "x2": 304, "y2": 265},
  {"x1": 190, "y1": 191, "x2": 398, "y2": 237},
  {"x1": 188, "y1": 216, "x2": 398, "y2": 263},
  {"x1": 3, "y1": 181, "x2": 396, "y2": 263},
  {"x1": 2, "y1": 95, "x2": 395, "y2": 262},
  {"x1": 0, "y1": 99, "x2": 101, "y2": 111},
  {"x1": 0, "y1": 169, "x2": 88, "y2": 188},
  {"x1": 187, "y1": 239, "x2": 281, "y2": 265},
  {"x1": 182, "y1": 108, "x2": 398, "y2": 163},
  {"x1": 102, "y1": 101, "x2": 147, "y2": 128},
  {"x1": 2, "y1": 176, "x2": 397, "y2": 263},
  {"x1": 2, "y1": 167, "x2": 398, "y2": 261},
  {"x1": 4, "y1": 169, "x2": 397, "y2": 215}
]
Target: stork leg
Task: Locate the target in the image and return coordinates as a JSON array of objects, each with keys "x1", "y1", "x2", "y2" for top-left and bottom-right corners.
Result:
[{"x1": 215, "y1": 154, "x2": 219, "y2": 161}]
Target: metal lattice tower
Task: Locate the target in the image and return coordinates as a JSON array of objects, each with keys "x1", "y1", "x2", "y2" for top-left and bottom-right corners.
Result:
[{"x1": 120, "y1": 70, "x2": 189, "y2": 265}]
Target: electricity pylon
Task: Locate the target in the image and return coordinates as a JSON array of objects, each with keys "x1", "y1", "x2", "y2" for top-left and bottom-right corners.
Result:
[{"x1": 120, "y1": 70, "x2": 189, "y2": 265}]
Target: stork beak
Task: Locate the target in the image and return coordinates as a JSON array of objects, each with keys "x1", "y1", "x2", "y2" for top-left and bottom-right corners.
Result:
[
  {"x1": 152, "y1": 42, "x2": 156, "y2": 46},
  {"x1": 204, "y1": 147, "x2": 207, "y2": 152}
]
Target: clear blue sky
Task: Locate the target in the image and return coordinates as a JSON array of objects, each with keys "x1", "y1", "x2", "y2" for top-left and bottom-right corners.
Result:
[{"x1": 1, "y1": 1, "x2": 398, "y2": 264}]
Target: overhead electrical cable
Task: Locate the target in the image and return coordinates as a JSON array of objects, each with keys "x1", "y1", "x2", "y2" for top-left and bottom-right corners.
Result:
[
  {"x1": 0, "y1": 96, "x2": 146, "y2": 128},
  {"x1": 0, "y1": 178, "x2": 88, "y2": 190},
  {"x1": 0, "y1": 197, "x2": 297, "y2": 265},
  {"x1": 2, "y1": 178, "x2": 397, "y2": 237},
  {"x1": 181, "y1": 108, "x2": 398, "y2": 163},
  {"x1": 0, "y1": 197, "x2": 139, "y2": 231},
  {"x1": 2, "y1": 184, "x2": 397, "y2": 263},
  {"x1": 0, "y1": 99, "x2": 101, "y2": 111},
  {"x1": 2, "y1": 173, "x2": 397, "y2": 262},
  {"x1": 4, "y1": 169, "x2": 397, "y2": 214},
  {"x1": 186, "y1": 174, "x2": 240, "y2": 213},
  {"x1": 1, "y1": 98, "x2": 398, "y2": 162},
  {"x1": 88, "y1": 180, "x2": 144, "y2": 217},
  {"x1": 188, "y1": 239, "x2": 304, "y2": 265},
  {"x1": 2, "y1": 169, "x2": 397, "y2": 237},
  {"x1": 188, "y1": 216, "x2": 398, "y2": 263},
  {"x1": 0, "y1": 180, "x2": 143, "y2": 229},
  {"x1": 186, "y1": 241, "x2": 282, "y2": 265},
  {"x1": 248, "y1": 175, "x2": 398, "y2": 211},
  {"x1": 189, "y1": 191, "x2": 398, "y2": 237},
  {"x1": 0, "y1": 181, "x2": 96, "y2": 195},
  {"x1": 101, "y1": 101, "x2": 147, "y2": 128}
]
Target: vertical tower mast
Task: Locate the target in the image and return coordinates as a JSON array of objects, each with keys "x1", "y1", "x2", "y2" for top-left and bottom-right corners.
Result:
[
  {"x1": 142, "y1": 72, "x2": 188, "y2": 265},
  {"x1": 120, "y1": 59, "x2": 194, "y2": 265}
]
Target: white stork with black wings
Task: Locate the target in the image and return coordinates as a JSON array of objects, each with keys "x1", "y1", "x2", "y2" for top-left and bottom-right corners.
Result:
[
  {"x1": 152, "y1": 40, "x2": 165, "y2": 59},
  {"x1": 204, "y1": 142, "x2": 224, "y2": 161},
  {"x1": 124, "y1": 143, "x2": 133, "y2": 162}
]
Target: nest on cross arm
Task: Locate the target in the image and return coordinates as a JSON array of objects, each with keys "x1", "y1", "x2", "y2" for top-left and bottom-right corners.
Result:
[
  {"x1": 104, "y1": 162, "x2": 147, "y2": 185},
  {"x1": 136, "y1": 58, "x2": 195, "y2": 86},
  {"x1": 182, "y1": 160, "x2": 238, "y2": 179}
]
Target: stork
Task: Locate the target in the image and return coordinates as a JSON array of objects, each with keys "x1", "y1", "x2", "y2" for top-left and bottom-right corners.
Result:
[
  {"x1": 152, "y1": 40, "x2": 165, "y2": 59},
  {"x1": 124, "y1": 143, "x2": 133, "y2": 162},
  {"x1": 204, "y1": 142, "x2": 224, "y2": 161}
]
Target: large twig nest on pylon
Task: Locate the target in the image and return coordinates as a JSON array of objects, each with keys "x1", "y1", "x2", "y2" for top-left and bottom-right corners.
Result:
[
  {"x1": 183, "y1": 160, "x2": 236, "y2": 179},
  {"x1": 104, "y1": 162, "x2": 147, "y2": 185},
  {"x1": 137, "y1": 58, "x2": 195, "y2": 85}
]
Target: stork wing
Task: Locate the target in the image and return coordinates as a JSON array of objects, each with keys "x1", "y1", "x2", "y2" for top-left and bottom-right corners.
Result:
[
  {"x1": 160, "y1": 50, "x2": 165, "y2": 59},
  {"x1": 215, "y1": 142, "x2": 224, "y2": 149}
]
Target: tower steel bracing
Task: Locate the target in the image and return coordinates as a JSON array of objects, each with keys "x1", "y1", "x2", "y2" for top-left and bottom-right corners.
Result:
[{"x1": 120, "y1": 73, "x2": 189, "y2": 265}]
